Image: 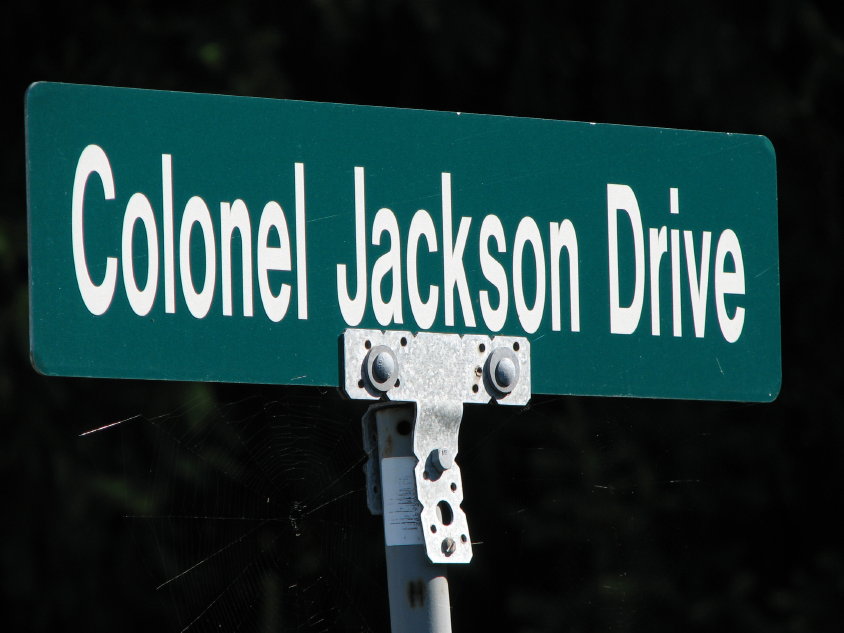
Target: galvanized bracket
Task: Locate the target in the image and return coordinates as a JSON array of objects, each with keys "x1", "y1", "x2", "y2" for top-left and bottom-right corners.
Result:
[{"x1": 344, "y1": 329, "x2": 531, "y2": 564}]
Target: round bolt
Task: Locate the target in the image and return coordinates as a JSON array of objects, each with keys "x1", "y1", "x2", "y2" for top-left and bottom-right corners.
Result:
[
  {"x1": 431, "y1": 447, "x2": 454, "y2": 472},
  {"x1": 486, "y1": 347, "x2": 520, "y2": 394},
  {"x1": 441, "y1": 537, "x2": 456, "y2": 557},
  {"x1": 494, "y1": 356, "x2": 516, "y2": 389},
  {"x1": 372, "y1": 351, "x2": 395, "y2": 383},
  {"x1": 365, "y1": 345, "x2": 399, "y2": 392}
]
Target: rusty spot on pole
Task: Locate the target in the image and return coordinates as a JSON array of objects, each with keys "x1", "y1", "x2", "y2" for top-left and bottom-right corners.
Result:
[
  {"x1": 407, "y1": 579, "x2": 426, "y2": 608},
  {"x1": 382, "y1": 433, "x2": 394, "y2": 458}
]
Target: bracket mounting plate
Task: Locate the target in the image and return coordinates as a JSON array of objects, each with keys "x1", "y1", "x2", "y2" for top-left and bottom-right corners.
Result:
[{"x1": 344, "y1": 329, "x2": 531, "y2": 563}]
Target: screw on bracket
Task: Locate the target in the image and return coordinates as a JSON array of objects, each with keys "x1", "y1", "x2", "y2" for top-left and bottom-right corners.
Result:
[
  {"x1": 366, "y1": 345, "x2": 399, "y2": 392},
  {"x1": 431, "y1": 447, "x2": 453, "y2": 473},
  {"x1": 486, "y1": 346, "x2": 520, "y2": 395}
]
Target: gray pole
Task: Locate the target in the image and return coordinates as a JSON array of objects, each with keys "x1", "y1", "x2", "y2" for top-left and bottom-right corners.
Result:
[{"x1": 374, "y1": 405, "x2": 453, "y2": 633}]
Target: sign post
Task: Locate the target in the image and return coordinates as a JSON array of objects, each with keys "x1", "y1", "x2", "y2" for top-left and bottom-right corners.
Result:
[
  {"x1": 26, "y1": 82, "x2": 780, "y2": 631},
  {"x1": 351, "y1": 329, "x2": 530, "y2": 632},
  {"x1": 365, "y1": 405, "x2": 453, "y2": 632}
]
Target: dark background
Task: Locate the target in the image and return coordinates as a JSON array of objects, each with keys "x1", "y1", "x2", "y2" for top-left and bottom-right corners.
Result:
[{"x1": 2, "y1": 1, "x2": 842, "y2": 632}]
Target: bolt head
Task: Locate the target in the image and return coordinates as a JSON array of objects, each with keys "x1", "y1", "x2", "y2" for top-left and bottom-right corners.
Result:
[
  {"x1": 365, "y1": 345, "x2": 399, "y2": 392},
  {"x1": 494, "y1": 357, "x2": 516, "y2": 388},
  {"x1": 371, "y1": 351, "x2": 395, "y2": 383},
  {"x1": 486, "y1": 347, "x2": 520, "y2": 394},
  {"x1": 432, "y1": 447, "x2": 454, "y2": 471},
  {"x1": 441, "y1": 537, "x2": 456, "y2": 556}
]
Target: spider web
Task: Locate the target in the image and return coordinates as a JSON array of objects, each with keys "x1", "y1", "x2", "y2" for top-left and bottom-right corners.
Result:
[
  {"x1": 95, "y1": 385, "x2": 385, "y2": 633},
  {"x1": 75, "y1": 384, "x2": 737, "y2": 632}
]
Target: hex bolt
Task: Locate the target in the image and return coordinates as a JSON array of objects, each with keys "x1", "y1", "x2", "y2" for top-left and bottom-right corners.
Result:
[
  {"x1": 486, "y1": 346, "x2": 520, "y2": 394},
  {"x1": 365, "y1": 345, "x2": 399, "y2": 392},
  {"x1": 441, "y1": 537, "x2": 456, "y2": 557},
  {"x1": 431, "y1": 447, "x2": 454, "y2": 472}
]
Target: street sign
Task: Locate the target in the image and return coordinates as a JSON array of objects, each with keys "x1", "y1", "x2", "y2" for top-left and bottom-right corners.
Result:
[{"x1": 26, "y1": 82, "x2": 780, "y2": 401}]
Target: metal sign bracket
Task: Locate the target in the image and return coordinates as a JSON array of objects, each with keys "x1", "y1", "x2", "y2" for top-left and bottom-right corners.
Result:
[{"x1": 344, "y1": 329, "x2": 531, "y2": 564}]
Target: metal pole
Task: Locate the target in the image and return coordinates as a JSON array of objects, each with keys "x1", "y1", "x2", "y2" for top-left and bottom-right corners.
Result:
[{"x1": 374, "y1": 405, "x2": 452, "y2": 633}]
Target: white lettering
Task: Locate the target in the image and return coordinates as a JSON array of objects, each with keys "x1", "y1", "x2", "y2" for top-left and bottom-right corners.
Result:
[
  {"x1": 607, "y1": 184, "x2": 645, "y2": 334},
  {"x1": 257, "y1": 201, "x2": 292, "y2": 322},
  {"x1": 220, "y1": 200, "x2": 253, "y2": 317},
  {"x1": 479, "y1": 214, "x2": 508, "y2": 332},
  {"x1": 72, "y1": 144, "x2": 118, "y2": 315},
  {"x1": 684, "y1": 230, "x2": 712, "y2": 338},
  {"x1": 162, "y1": 155, "x2": 176, "y2": 313},
  {"x1": 295, "y1": 162, "x2": 308, "y2": 319},
  {"x1": 549, "y1": 219, "x2": 579, "y2": 332},
  {"x1": 671, "y1": 228, "x2": 682, "y2": 336},
  {"x1": 179, "y1": 196, "x2": 216, "y2": 319},
  {"x1": 442, "y1": 173, "x2": 475, "y2": 327},
  {"x1": 513, "y1": 216, "x2": 545, "y2": 334},
  {"x1": 371, "y1": 207, "x2": 403, "y2": 326},
  {"x1": 407, "y1": 209, "x2": 439, "y2": 329},
  {"x1": 121, "y1": 193, "x2": 159, "y2": 316},
  {"x1": 337, "y1": 167, "x2": 368, "y2": 326},
  {"x1": 715, "y1": 229, "x2": 745, "y2": 343},
  {"x1": 648, "y1": 226, "x2": 668, "y2": 335}
]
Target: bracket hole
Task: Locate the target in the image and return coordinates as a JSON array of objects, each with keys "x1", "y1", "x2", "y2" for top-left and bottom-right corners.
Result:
[
  {"x1": 513, "y1": 341, "x2": 520, "y2": 351},
  {"x1": 400, "y1": 336, "x2": 408, "y2": 346},
  {"x1": 461, "y1": 534, "x2": 467, "y2": 543},
  {"x1": 357, "y1": 379, "x2": 364, "y2": 388},
  {"x1": 394, "y1": 379, "x2": 401, "y2": 388},
  {"x1": 364, "y1": 340, "x2": 372, "y2": 349},
  {"x1": 430, "y1": 524, "x2": 437, "y2": 533},
  {"x1": 396, "y1": 420, "x2": 411, "y2": 436},
  {"x1": 450, "y1": 482, "x2": 457, "y2": 492},
  {"x1": 471, "y1": 384, "x2": 479, "y2": 393},
  {"x1": 436, "y1": 500, "x2": 454, "y2": 526},
  {"x1": 478, "y1": 343, "x2": 486, "y2": 353}
]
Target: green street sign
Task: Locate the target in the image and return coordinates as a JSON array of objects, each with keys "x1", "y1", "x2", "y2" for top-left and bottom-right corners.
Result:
[{"x1": 26, "y1": 82, "x2": 780, "y2": 401}]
